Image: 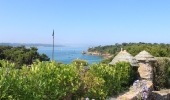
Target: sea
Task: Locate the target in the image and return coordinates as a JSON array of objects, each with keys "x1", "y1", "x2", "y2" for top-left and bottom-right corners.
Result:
[{"x1": 38, "y1": 46, "x2": 104, "y2": 64}]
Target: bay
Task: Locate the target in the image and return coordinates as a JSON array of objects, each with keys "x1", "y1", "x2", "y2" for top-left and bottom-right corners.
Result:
[{"x1": 38, "y1": 46, "x2": 104, "y2": 64}]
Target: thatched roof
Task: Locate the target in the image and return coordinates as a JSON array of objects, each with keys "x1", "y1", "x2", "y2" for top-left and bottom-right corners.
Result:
[
  {"x1": 135, "y1": 50, "x2": 156, "y2": 61},
  {"x1": 155, "y1": 57, "x2": 170, "y2": 61},
  {"x1": 109, "y1": 50, "x2": 139, "y2": 66}
]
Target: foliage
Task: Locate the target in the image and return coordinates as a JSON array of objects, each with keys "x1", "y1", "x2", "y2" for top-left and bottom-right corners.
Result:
[
  {"x1": 72, "y1": 59, "x2": 89, "y2": 66},
  {"x1": 0, "y1": 45, "x2": 50, "y2": 68},
  {"x1": 84, "y1": 62, "x2": 134, "y2": 99},
  {"x1": 153, "y1": 58, "x2": 170, "y2": 90},
  {"x1": 0, "y1": 60, "x2": 134, "y2": 99},
  {"x1": 88, "y1": 42, "x2": 170, "y2": 57},
  {"x1": 99, "y1": 55, "x2": 115, "y2": 64},
  {"x1": 0, "y1": 60, "x2": 81, "y2": 100}
]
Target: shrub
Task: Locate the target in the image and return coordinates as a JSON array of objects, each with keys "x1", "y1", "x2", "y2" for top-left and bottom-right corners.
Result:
[
  {"x1": 153, "y1": 58, "x2": 170, "y2": 90},
  {"x1": 72, "y1": 59, "x2": 89, "y2": 66},
  {"x1": 0, "y1": 60, "x2": 81, "y2": 99},
  {"x1": 0, "y1": 60, "x2": 134, "y2": 99},
  {"x1": 84, "y1": 62, "x2": 133, "y2": 99}
]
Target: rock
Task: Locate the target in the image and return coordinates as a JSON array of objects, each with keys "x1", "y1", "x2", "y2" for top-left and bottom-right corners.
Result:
[
  {"x1": 138, "y1": 62, "x2": 153, "y2": 80},
  {"x1": 108, "y1": 81, "x2": 153, "y2": 100},
  {"x1": 149, "y1": 89, "x2": 170, "y2": 100}
]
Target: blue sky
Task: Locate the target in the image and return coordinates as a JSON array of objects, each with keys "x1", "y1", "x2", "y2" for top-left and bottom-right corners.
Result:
[{"x1": 0, "y1": 0, "x2": 170, "y2": 46}]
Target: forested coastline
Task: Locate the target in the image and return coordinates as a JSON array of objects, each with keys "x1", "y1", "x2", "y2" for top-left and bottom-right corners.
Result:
[
  {"x1": 88, "y1": 42, "x2": 170, "y2": 65},
  {"x1": 0, "y1": 45, "x2": 50, "y2": 68},
  {"x1": 88, "y1": 42, "x2": 170, "y2": 57}
]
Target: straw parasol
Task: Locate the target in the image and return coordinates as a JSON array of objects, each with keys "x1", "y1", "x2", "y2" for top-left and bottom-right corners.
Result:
[
  {"x1": 135, "y1": 50, "x2": 156, "y2": 61},
  {"x1": 109, "y1": 50, "x2": 139, "y2": 66}
]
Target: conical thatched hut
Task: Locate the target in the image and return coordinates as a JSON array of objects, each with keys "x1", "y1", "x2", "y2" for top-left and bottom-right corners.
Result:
[
  {"x1": 109, "y1": 50, "x2": 139, "y2": 67},
  {"x1": 135, "y1": 50, "x2": 156, "y2": 61},
  {"x1": 135, "y1": 50, "x2": 156, "y2": 81}
]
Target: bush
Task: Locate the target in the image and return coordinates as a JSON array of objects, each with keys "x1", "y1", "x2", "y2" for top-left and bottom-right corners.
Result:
[
  {"x1": 0, "y1": 60, "x2": 134, "y2": 99},
  {"x1": 0, "y1": 60, "x2": 81, "y2": 99},
  {"x1": 153, "y1": 58, "x2": 170, "y2": 90},
  {"x1": 84, "y1": 62, "x2": 133, "y2": 99},
  {"x1": 72, "y1": 59, "x2": 89, "y2": 66}
]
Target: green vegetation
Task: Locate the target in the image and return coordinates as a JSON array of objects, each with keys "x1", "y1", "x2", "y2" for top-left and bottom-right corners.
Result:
[
  {"x1": 100, "y1": 56, "x2": 115, "y2": 64},
  {"x1": 90, "y1": 42, "x2": 170, "y2": 90},
  {"x1": 1, "y1": 43, "x2": 169, "y2": 99},
  {"x1": 72, "y1": 59, "x2": 89, "y2": 66},
  {"x1": 0, "y1": 46, "x2": 50, "y2": 68},
  {"x1": 154, "y1": 58, "x2": 170, "y2": 90},
  {"x1": 88, "y1": 42, "x2": 170, "y2": 57},
  {"x1": 89, "y1": 42, "x2": 170, "y2": 64},
  {"x1": 0, "y1": 60, "x2": 134, "y2": 99}
]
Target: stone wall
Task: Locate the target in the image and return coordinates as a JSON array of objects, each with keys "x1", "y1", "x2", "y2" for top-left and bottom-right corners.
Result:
[
  {"x1": 108, "y1": 81, "x2": 153, "y2": 100},
  {"x1": 149, "y1": 89, "x2": 170, "y2": 100},
  {"x1": 108, "y1": 87, "x2": 170, "y2": 100}
]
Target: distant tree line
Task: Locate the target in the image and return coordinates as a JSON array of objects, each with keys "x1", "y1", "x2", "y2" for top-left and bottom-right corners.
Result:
[
  {"x1": 88, "y1": 42, "x2": 170, "y2": 64},
  {"x1": 0, "y1": 45, "x2": 50, "y2": 68},
  {"x1": 88, "y1": 42, "x2": 170, "y2": 57}
]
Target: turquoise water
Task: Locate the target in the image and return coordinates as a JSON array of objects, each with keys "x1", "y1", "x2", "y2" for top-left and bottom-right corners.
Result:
[{"x1": 38, "y1": 46, "x2": 104, "y2": 64}]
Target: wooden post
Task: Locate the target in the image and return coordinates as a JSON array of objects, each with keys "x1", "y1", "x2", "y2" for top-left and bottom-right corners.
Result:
[{"x1": 52, "y1": 29, "x2": 54, "y2": 60}]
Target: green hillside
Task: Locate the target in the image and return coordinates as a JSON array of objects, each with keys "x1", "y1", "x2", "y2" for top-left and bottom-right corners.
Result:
[
  {"x1": 88, "y1": 42, "x2": 170, "y2": 57},
  {"x1": 88, "y1": 42, "x2": 170, "y2": 64}
]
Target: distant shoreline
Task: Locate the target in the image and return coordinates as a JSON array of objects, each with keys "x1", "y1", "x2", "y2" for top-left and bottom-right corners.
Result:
[
  {"x1": 86, "y1": 52, "x2": 113, "y2": 59},
  {"x1": 0, "y1": 43, "x2": 64, "y2": 47}
]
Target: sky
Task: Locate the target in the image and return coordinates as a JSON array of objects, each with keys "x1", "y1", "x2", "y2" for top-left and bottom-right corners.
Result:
[{"x1": 0, "y1": 0, "x2": 170, "y2": 46}]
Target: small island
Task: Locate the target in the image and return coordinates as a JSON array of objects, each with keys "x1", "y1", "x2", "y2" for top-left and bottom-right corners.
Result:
[{"x1": 81, "y1": 51, "x2": 86, "y2": 54}]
